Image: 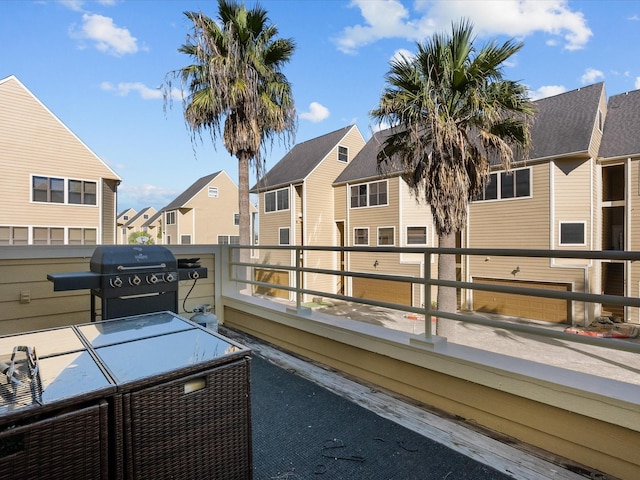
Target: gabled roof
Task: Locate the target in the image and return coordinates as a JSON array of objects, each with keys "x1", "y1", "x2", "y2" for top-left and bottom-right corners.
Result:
[
  {"x1": 333, "y1": 128, "x2": 399, "y2": 185},
  {"x1": 0, "y1": 74, "x2": 122, "y2": 181},
  {"x1": 117, "y1": 207, "x2": 137, "y2": 219},
  {"x1": 124, "y1": 207, "x2": 156, "y2": 227},
  {"x1": 528, "y1": 82, "x2": 604, "y2": 161},
  {"x1": 251, "y1": 125, "x2": 356, "y2": 192},
  {"x1": 142, "y1": 210, "x2": 162, "y2": 228},
  {"x1": 599, "y1": 88, "x2": 640, "y2": 159},
  {"x1": 164, "y1": 171, "x2": 223, "y2": 210}
]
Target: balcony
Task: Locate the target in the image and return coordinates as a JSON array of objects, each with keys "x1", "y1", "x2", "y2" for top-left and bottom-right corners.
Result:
[{"x1": 1, "y1": 244, "x2": 638, "y2": 479}]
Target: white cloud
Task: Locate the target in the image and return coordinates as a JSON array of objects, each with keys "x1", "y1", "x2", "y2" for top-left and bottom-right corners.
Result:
[
  {"x1": 71, "y1": 13, "x2": 138, "y2": 56},
  {"x1": 336, "y1": 0, "x2": 591, "y2": 53},
  {"x1": 101, "y1": 81, "x2": 164, "y2": 99},
  {"x1": 117, "y1": 184, "x2": 179, "y2": 210},
  {"x1": 528, "y1": 85, "x2": 567, "y2": 100},
  {"x1": 581, "y1": 68, "x2": 604, "y2": 84},
  {"x1": 390, "y1": 48, "x2": 414, "y2": 64},
  {"x1": 299, "y1": 102, "x2": 330, "y2": 122}
]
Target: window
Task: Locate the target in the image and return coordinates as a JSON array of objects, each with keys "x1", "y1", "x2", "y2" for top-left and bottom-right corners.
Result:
[
  {"x1": 181, "y1": 235, "x2": 191, "y2": 245},
  {"x1": 406, "y1": 226, "x2": 427, "y2": 245},
  {"x1": 475, "y1": 168, "x2": 531, "y2": 201},
  {"x1": 208, "y1": 187, "x2": 218, "y2": 198},
  {"x1": 559, "y1": 222, "x2": 586, "y2": 246},
  {"x1": 123, "y1": 215, "x2": 129, "y2": 221},
  {"x1": 354, "y1": 228, "x2": 369, "y2": 245},
  {"x1": 68, "y1": 180, "x2": 96, "y2": 205},
  {"x1": 218, "y1": 235, "x2": 240, "y2": 244},
  {"x1": 279, "y1": 227, "x2": 290, "y2": 245},
  {"x1": 33, "y1": 176, "x2": 64, "y2": 203},
  {"x1": 377, "y1": 227, "x2": 395, "y2": 246},
  {"x1": 338, "y1": 145, "x2": 348, "y2": 162},
  {"x1": 265, "y1": 187, "x2": 289, "y2": 212},
  {"x1": 350, "y1": 180, "x2": 388, "y2": 208},
  {"x1": 166, "y1": 211, "x2": 176, "y2": 225},
  {"x1": 69, "y1": 228, "x2": 96, "y2": 245},
  {"x1": 233, "y1": 213, "x2": 240, "y2": 225},
  {"x1": 143, "y1": 214, "x2": 149, "y2": 219},
  {"x1": 0, "y1": 226, "x2": 28, "y2": 245},
  {"x1": 33, "y1": 227, "x2": 64, "y2": 245}
]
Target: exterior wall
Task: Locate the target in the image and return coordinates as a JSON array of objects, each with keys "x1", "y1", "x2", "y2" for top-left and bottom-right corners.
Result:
[
  {"x1": 0, "y1": 76, "x2": 120, "y2": 245},
  {"x1": 188, "y1": 173, "x2": 242, "y2": 244},
  {"x1": 468, "y1": 162, "x2": 590, "y2": 323},
  {"x1": 343, "y1": 177, "x2": 426, "y2": 307},
  {"x1": 628, "y1": 158, "x2": 640, "y2": 323},
  {"x1": 303, "y1": 127, "x2": 366, "y2": 299},
  {"x1": 0, "y1": 246, "x2": 215, "y2": 335}
]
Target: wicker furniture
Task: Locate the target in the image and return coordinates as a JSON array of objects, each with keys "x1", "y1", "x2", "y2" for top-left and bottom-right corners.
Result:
[{"x1": 0, "y1": 312, "x2": 252, "y2": 480}]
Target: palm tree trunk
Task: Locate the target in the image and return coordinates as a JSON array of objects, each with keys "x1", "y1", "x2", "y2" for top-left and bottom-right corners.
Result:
[
  {"x1": 238, "y1": 152, "x2": 251, "y2": 284},
  {"x1": 436, "y1": 231, "x2": 457, "y2": 341}
]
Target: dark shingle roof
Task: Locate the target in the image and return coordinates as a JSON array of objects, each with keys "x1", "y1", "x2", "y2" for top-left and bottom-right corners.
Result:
[
  {"x1": 164, "y1": 171, "x2": 222, "y2": 210},
  {"x1": 124, "y1": 207, "x2": 154, "y2": 227},
  {"x1": 599, "y1": 89, "x2": 640, "y2": 158},
  {"x1": 334, "y1": 83, "x2": 605, "y2": 185},
  {"x1": 251, "y1": 125, "x2": 355, "y2": 192},
  {"x1": 334, "y1": 129, "x2": 399, "y2": 184},
  {"x1": 528, "y1": 82, "x2": 604, "y2": 160},
  {"x1": 142, "y1": 210, "x2": 162, "y2": 228}
]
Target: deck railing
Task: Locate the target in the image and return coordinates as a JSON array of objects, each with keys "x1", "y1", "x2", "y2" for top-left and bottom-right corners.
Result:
[{"x1": 225, "y1": 244, "x2": 640, "y2": 354}]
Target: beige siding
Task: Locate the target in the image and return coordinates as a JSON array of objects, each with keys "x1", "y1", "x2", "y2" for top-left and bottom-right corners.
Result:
[
  {"x1": 0, "y1": 76, "x2": 120, "y2": 243},
  {"x1": 102, "y1": 179, "x2": 118, "y2": 244},
  {"x1": 553, "y1": 158, "x2": 593, "y2": 252},
  {"x1": 629, "y1": 158, "x2": 640, "y2": 323},
  {"x1": 468, "y1": 162, "x2": 590, "y2": 323}
]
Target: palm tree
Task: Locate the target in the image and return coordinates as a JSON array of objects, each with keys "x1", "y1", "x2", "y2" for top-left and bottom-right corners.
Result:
[
  {"x1": 165, "y1": 0, "x2": 296, "y2": 260},
  {"x1": 370, "y1": 20, "x2": 534, "y2": 339}
]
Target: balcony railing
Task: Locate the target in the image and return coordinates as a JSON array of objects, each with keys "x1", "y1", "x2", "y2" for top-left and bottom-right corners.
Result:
[{"x1": 226, "y1": 244, "x2": 640, "y2": 354}]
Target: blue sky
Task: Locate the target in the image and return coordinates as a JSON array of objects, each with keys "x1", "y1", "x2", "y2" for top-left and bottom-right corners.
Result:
[{"x1": 2, "y1": 0, "x2": 640, "y2": 213}]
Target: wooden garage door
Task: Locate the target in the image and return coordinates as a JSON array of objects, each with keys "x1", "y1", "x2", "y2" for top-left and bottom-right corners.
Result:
[
  {"x1": 254, "y1": 269, "x2": 289, "y2": 299},
  {"x1": 473, "y1": 277, "x2": 570, "y2": 324},
  {"x1": 352, "y1": 277, "x2": 412, "y2": 306}
]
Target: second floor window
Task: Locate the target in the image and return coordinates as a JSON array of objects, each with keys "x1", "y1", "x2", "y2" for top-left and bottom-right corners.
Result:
[
  {"x1": 33, "y1": 176, "x2": 64, "y2": 203},
  {"x1": 475, "y1": 167, "x2": 531, "y2": 201},
  {"x1": 406, "y1": 226, "x2": 427, "y2": 245},
  {"x1": 166, "y1": 211, "x2": 176, "y2": 225},
  {"x1": 68, "y1": 180, "x2": 97, "y2": 205},
  {"x1": 350, "y1": 180, "x2": 388, "y2": 208},
  {"x1": 233, "y1": 213, "x2": 240, "y2": 225},
  {"x1": 279, "y1": 227, "x2": 290, "y2": 245},
  {"x1": 354, "y1": 228, "x2": 369, "y2": 245},
  {"x1": 265, "y1": 187, "x2": 289, "y2": 212},
  {"x1": 208, "y1": 187, "x2": 218, "y2": 198},
  {"x1": 338, "y1": 145, "x2": 348, "y2": 162}
]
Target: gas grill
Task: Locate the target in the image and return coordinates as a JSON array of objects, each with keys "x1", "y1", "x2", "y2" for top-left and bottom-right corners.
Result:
[{"x1": 47, "y1": 245, "x2": 207, "y2": 321}]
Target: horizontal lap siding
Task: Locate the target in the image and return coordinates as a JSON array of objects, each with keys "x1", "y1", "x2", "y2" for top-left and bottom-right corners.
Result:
[{"x1": 1, "y1": 78, "x2": 117, "y2": 227}]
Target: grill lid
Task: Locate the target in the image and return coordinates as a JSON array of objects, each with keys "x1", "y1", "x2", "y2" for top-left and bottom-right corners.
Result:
[{"x1": 90, "y1": 245, "x2": 177, "y2": 274}]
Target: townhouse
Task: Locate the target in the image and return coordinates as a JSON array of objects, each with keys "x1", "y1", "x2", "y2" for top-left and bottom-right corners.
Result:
[
  {"x1": 0, "y1": 75, "x2": 121, "y2": 245},
  {"x1": 116, "y1": 206, "x2": 160, "y2": 244},
  {"x1": 161, "y1": 170, "x2": 254, "y2": 245},
  {"x1": 251, "y1": 125, "x2": 365, "y2": 299}
]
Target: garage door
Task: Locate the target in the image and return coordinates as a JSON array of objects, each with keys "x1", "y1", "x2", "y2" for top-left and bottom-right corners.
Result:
[
  {"x1": 254, "y1": 269, "x2": 289, "y2": 299},
  {"x1": 473, "y1": 277, "x2": 570, "y2": 324},
  {"x1": 352, "y1": 277, "x2": 412, "y2": 306}
]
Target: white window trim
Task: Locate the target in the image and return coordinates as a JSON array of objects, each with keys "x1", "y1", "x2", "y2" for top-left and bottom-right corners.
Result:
[
  {"x1": 338, "y1": 145, "x2": 349, "y2": 163},
  {"x1": 180, "y1": 234, "x2": 192, "y2": 245},
  {"x1": 406, "y1": 225, "x2": 428, "y2": 246},
  {"x1": 353, "y1": 227, "x2": 369, "y2": 246},
  {"x1": 264, "y1": 187, "x2": 290, "y2": 213},
  {"x1": 208, "y1": 187, "x2": 219, "y2": 198},
  {"x1": 473, "y1": 167, "x2": 532, "y2": 203},
  {"x1": 350, "y1": 179, "x2": 389, "y2": 209},
  {"x1": 377, "y1": 226, "x2": 395, "y2": 246},
  {"x1": 278, "y1": 227, "x2": 290, "y2": 245},
  {"x1": 558, "y1": 221, "x2": 587, "y2": 246}
]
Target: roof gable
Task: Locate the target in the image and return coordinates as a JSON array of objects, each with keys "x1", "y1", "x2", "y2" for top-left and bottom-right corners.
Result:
[
  {"x1": 334, "y1": 129, "x2": 399, "y2": 184},
  {"x1": 252, "y1": 125, "x2": 356, "y2": 191},
  {"x1": 528, "y1": 82, "x2": 604, "y2": 160},
  {"x1": 164, "y1": 171, "x2": 223, "y2": 210},
  {"x1": 0, "y1": 75, "x2": 121, "y2": 181},
  {"x1": 599, "y1": 88, "x2": 640, "y2": 159}
]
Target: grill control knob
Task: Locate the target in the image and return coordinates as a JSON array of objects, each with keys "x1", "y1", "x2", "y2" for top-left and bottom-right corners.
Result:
[
  {"x1": 148, "y1": 274, "x2": 159, "y2": 284},
  {"x1": 130, "y1": 275, "x2": 142, "y2": 286},
  {"x1": 165, "y1": 273, "x2": 175, "y2": 283},
  {"x1": 111, "y1": 277, "x2": 123, "y2": 288},
  {"x1": 190, "y1": 271, "x2": 200, "y2": 280}
]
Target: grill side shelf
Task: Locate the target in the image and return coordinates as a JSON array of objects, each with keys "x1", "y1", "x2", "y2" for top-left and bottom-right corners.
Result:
[{"x1": 47, "y1": 272, "x2": 102, "y2": 291}]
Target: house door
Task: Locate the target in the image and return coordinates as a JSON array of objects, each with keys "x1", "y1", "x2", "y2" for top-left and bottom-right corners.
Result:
[
  {"x1": 602, "y1": 262, "x2": 625, "y2": 320},
  {"x1": 336, "y1": 221, "x2": 345, "y2": 295},
  {"x1": 601, "y1": 164, "x2": 625, "y2": 320}
]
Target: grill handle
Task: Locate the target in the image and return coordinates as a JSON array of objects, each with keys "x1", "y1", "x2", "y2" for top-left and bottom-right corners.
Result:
[{"x1": 117, "y1": 263, "x2": 166, "y2": 271}]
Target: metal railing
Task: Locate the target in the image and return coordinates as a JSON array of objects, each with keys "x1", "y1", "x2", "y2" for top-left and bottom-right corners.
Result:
[{"x1": 226, "y1": 245, "x2": 640, "y2": 355}]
